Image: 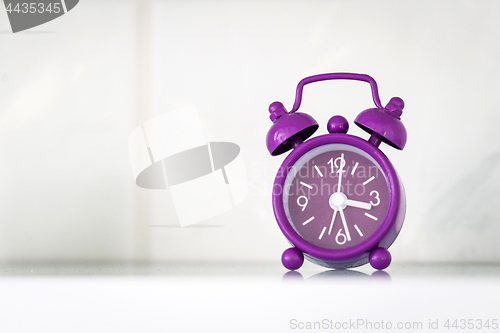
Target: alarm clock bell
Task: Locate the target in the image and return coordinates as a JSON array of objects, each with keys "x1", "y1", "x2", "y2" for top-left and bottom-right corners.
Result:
[
  {"x1": 354, "y1": 97, "x2": 407, "y2": 150},
  {"x1": 266, "y1": 101, "x2": 318, "y2": 156}
]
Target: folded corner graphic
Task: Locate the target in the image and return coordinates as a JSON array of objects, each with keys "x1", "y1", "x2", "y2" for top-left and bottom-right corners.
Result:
[
  {"x1": 4, "y1": 0, "x2": 79, "y2": 33},
  {"x1": 128, "y1": 106, "x2": 248, "y2": 227}
]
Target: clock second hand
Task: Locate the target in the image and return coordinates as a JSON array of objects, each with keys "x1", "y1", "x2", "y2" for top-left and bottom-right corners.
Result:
[
  {"x1": 338, "y1": 208, "x2": 351, "y2": 241},
  {"x1": 328, "y1": 209, "x2": 338, "y2": 235}
]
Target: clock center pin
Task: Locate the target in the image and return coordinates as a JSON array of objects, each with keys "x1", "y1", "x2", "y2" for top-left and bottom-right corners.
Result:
[{"x1": 329, "y1": 192, "x2": 347, "y2": 210}]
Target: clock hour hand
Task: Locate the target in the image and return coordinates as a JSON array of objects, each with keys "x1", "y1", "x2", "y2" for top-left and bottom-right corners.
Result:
[
  {"x1": 338, "y1": 208, "x2": 351, "y2": 241},
  {"x1": 345, "y1": 199, "x2": 371, "y2": 210}
]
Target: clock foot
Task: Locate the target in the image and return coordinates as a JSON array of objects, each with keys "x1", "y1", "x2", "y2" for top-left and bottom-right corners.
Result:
[
  {"x1": 281, "y1": 247, "x2": 304, "y2": 270},
  {"x1": 369, "y1": 247, "x2": 391, "y2": 270},
  {"x1": 370, "y1": 270, "x2": 391, "y2": 281},
  {"x1": 282, "y1": 270, "x2": 304, "y2": 283}
]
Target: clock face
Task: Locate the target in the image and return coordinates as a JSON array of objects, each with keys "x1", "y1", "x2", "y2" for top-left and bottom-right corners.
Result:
[{"x1": 283, "y1": 144, "x2": 390, "y2": 250}]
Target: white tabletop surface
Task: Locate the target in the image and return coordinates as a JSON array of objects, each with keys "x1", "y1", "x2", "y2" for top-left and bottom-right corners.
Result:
[{"x1": 1, "y1": 262, "x2": 499, "y2": 332}]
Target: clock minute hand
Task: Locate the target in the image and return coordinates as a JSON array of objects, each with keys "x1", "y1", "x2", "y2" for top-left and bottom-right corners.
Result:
[
  {"x1": 345, "y1": 199, "x2": 372, "y2": 210},
  {"x1": 336, "y1": 153, "x2": 345, "y2": 193}
]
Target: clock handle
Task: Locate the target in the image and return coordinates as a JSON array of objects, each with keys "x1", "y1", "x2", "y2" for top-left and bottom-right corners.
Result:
[{"x1": 289, "y1": 73, "x2": 384, "y2": 113}]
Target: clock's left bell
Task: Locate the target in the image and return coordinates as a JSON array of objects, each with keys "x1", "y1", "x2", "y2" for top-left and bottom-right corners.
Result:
[{"x1": 266, "y1": 102, "x2": 318, "y2": 156}]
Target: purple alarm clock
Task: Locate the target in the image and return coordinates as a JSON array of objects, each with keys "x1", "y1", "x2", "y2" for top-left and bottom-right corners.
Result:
[{"x1": 266, "y1": 73, "x2": 407, "y2": 271}]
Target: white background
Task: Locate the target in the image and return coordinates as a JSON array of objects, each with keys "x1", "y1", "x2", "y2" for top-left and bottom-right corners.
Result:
[
  {"x1": 1, "y1": 0, "x2": 500, "y2": 265},
  {"x1": 2, "y1": 2, "x2": 500, "y2": 333}
]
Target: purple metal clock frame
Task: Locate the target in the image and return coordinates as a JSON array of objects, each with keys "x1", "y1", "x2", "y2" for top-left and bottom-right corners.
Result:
[
  {"x1": 272, "y1": 134, "x2": 406, "y2": 269},
  {"x1": 266, "y1": 73, "x2": 408, "y2": 270}
]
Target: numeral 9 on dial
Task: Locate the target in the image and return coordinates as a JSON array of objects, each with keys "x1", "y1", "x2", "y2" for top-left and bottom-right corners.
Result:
[{"x1": 297, "y1": 196, "x2": 308, "y2": 211}]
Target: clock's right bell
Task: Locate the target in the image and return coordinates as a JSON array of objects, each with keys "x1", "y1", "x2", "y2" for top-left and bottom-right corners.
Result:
[{"x1": 355, "y1": 97, "x2": 407, "y2": 150}]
